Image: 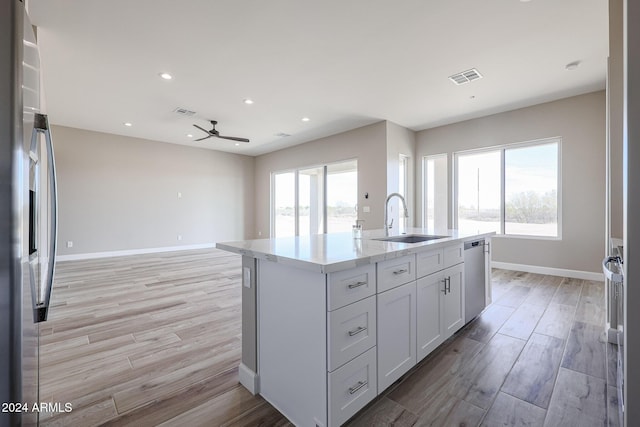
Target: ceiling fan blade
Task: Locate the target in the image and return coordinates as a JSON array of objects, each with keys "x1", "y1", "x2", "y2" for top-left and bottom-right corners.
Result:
[
  {"x1": 193, "y1": 124, "x2": 212, "y2": 134},
  {"x1": 218, "y1": 135, "x2": 250, "y2": 143},
  {"x1": 195, "y1": 135, "x2": 212, "y2": 141}
]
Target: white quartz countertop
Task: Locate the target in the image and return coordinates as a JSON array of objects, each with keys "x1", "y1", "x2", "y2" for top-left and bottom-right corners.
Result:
[{"x1": 216, "y1": 228, "x2": 495, "y2": 274}]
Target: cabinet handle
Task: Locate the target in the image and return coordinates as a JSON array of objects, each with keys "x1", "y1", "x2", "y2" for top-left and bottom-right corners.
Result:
[
  {"x1": 347, "y1": 281, "x2": 367, "y2": 289},
  {"x1": 446, "y1": 276, "x2": 451, "y2": 293},
  {"x1": 348, "y1": 326, "x2": 367, "y2": 336},
  {"x1": 393, "y1": 268, "x2": 408, "y2": 275},
  {"x1": 348, "y1": 380, "x2": 368, "y2": 394},
  {"x1": 441, "y1": 278, "x2": 447, "y2": 294}
]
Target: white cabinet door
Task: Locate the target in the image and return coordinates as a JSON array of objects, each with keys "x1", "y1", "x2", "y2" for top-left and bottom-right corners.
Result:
[
  {"x1": 416, "y1": 273, "x2": 445, "y2": 360},
  {"x1": 443, "y1": 263, "x2": 465, "y2": 338},
  {"x1": 377, "y1": 281, "x2": 417, "y2": 392}
]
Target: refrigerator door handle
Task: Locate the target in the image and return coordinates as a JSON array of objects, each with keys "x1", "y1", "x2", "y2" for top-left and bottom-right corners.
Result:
[{"x1": 33, "y1": 113, "x2": 58, "y2": 322}]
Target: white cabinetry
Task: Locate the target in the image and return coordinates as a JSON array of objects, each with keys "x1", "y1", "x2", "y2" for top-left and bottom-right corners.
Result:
[
  {"x1": 376, "y1": 281, "x2": 417, "y2": 391},
  {"x1": 257, "y1": 241, "x2": 468, "y2": 426},
  {"x1": 416, "y1": 263, "x2": 465, "y2": 360}
]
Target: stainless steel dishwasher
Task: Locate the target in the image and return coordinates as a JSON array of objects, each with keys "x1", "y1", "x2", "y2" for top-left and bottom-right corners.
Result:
[{"x1": 464, "y1": 239, "x2": 486, "y2": 324}]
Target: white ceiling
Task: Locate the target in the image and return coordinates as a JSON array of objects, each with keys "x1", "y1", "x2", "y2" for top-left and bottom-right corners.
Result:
[{"x1": 28, "y1": 0, "x2": 608, "y2": 156}]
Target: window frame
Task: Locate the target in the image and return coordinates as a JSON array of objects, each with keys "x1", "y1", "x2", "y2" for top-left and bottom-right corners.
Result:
[{"x1": 453, "y1": 137, "x2": 562, "y2": 240}]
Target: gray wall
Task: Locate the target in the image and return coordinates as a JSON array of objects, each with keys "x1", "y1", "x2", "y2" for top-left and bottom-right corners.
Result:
[
  {"x1": 609, "y1": 0, "x2": 624, "y2": 240},
  {"x1": 254, "y1": 121, "x2": 388, "y2": 237},
  {"x1": 386, "y1": 121, "x2": 417, "y2": 229},
  {"x1": 416, "y1": 91, "x2": 606, "y2": 273},
  {"x1": 53, "y1": 125, "x2": 255, "y2": 255}
]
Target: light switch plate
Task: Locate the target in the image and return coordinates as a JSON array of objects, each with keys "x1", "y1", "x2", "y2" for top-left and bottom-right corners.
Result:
[{"x1": 363, "y1": 206, "x2": 370, "y2": 213}]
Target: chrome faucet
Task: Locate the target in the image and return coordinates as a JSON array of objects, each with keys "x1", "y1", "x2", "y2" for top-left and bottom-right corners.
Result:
[{"x1": 384, "y1": 193, "x2": 409, "y2": 236}]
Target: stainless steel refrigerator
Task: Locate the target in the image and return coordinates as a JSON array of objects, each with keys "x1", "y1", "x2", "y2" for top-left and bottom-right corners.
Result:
[{"x1": 1, "y1": 1, "x2": 58, "y2": 426}]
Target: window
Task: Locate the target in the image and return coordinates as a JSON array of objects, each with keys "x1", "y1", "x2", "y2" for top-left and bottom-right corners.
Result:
[
  {"x1": 272, "y1": 160, "x2": 357, "y2": 237},
  {"x1": 273, "y1": 172, "x2": 295, "y2": 237},
  {"x1": 455, "y1": 138, "x2": 560, "y2": 238},
  {"x1": 326, "y1": 161, "x2": 358, "y2": 233},
  {"x1": 422, "y1": 154, "x2": 448, "y2": 230}
]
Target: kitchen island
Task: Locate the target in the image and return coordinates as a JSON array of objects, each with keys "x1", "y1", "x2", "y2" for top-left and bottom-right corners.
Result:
[{"x1": 217, "y1": 228, "x2": 494, "y2": 427}]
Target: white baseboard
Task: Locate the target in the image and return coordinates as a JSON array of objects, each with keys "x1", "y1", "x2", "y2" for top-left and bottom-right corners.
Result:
[
  {"x1": 56, "y1": 243, "x2": 216, "y2": 262},
  {"x1": 238, "y1": 363, "x2": 259, "y2": 395},
  {"x1": 492, "y1": 261, "x2": 604, "y2": 281}
]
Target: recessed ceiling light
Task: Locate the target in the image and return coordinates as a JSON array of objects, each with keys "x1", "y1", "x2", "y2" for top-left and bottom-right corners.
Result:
[
  {"x1": 235, "y1": 143, "x2": 240, "y2": 146},
  {"x1": 470, "y1": 95, "x2": 476, "y2": 99},
  {"x1": 186, "y1": 134, "x2": 193, "y2": 138},
  {"x1": 243, "y1": 98, "x2": 254, "y2": 105},
  {"x1": 123, "y1": 122, "x2": 132, "y2": 127},
  {"x1": 520, "y1": 0, "x2": 532, "y2": 3},
  {"x1": 565, "y1": 61, "x2": 581, "y2": 71},
  {"x1": 301, "y1": 117, "x2": 310, "y2": 122},
  {"x1": 159, "y1": 72, "x2": 173, "y2": 80}
]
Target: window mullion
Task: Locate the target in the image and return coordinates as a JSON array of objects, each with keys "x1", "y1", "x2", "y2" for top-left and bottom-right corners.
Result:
[
  {"x1": 323, "y1": 165, "x2": 328, "y2": 234},
  {"x1": 501, "y1": 149, "x2": 506, "y2": 235},
  {"x1": 294, "y1": 170, "x2": 299, "y2": 236}
]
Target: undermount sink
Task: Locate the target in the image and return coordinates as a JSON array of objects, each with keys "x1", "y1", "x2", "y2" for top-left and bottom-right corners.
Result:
[{"x1": 372, "y1": 234, "x2": 448, "y2": 244}]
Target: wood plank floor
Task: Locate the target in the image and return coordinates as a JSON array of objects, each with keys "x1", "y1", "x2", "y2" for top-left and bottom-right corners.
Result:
[{"x1": 40, "y1": 249, "x2": 617, "y2": 426}]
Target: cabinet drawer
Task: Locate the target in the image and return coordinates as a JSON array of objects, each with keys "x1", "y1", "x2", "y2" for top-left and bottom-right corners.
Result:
[
  {"x1": 377, "y1": 254, "x2": 416, "y2": 293},
  {"x1": 416, "y1": 248, "x2": 444, "y2": 278},
  {"x1": 328, "y1": 264, "x2": 376, "y2": 311},
  {"x1": 328, "y1": 296, "x2": 376, "y2": 372},
  {"x1": 328, "y1": 347, "x2": 377, "y2": 427},
  {"x1": 444, "y1": 243, "x2": 464, "y2": 268}
]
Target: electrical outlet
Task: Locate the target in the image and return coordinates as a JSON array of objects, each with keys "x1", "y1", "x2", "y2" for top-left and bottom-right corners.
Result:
[
  {"x1": 363, "y1": 206, "x2": 370, "y2": 213},
  {"x1": 66, "y1": 241, "x2": 73, "y2": 248},
  {"x1": 177, "y1": 234, "x2": 182, "y2": 241},
  {"x1": 177, "y1": 192, "x2": 182, "y2": 199},
  {"x1": 258, "y1": 231, "x2": 262, "y2": 236}
]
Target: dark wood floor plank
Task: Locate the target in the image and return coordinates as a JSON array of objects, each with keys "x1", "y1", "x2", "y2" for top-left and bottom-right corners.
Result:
[
  {"x1": 501, "y1": 333, "x2": 565, "y2": 408},
  {"x1": 387, "y1": 336, "x2": 484, "y2": 414},
  {"x1": 450, "y1": 333, "x2": 526, "y2": 409},
  {"x1": 498, "y1": 303, "x2": 546, "y2": 341},
  {"x1": 574, "y1": 281, "x2": 606, "y2": 326},
  {"x1": 345, "y1": 396, "x2": 418, "y2": 427},
  {"x1": 550, "y1": 278, "x2": 583, "y2": 307},
  {"x1": 544, "y1": 368, "x2": 607, "y2": 427},
  {"x1": 462, "y1": 304, "x2": 516, "y2": 344},
  {"x1": 561, "y1": 321, "x2": 607, "y2": 380},
  {"x1": 534, "y1": 303, "x2": 575, "y2": 340},
  {"x1": 495, "y1": 285, "x2": 531, "y2": 308},
  {"x1": 481, "y1": 392, "x2": 546, "y2": 427}
]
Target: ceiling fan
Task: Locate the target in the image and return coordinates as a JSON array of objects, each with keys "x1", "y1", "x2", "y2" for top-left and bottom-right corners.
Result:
[{"x1": 192, "y1": 120, "x2": 250, "y2": 143}]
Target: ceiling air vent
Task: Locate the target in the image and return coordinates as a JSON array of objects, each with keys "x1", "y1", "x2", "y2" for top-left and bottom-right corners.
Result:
[
  {"x1": 173, "y1": 107, "x2": 197, "y2": 117},
  {"x1": 448, "y1": 68, "x2": 483, "y2": 85}
]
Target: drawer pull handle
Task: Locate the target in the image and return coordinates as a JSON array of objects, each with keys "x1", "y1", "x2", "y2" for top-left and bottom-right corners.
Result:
[
  {"x1": 347, "y1": 281, "x2": 367, "y2": 289},
  {"x1": 348, "y1": 326, "x2": 367, "y2": 336},
  {"x1": 348, "y1": 380, "x2": 368, "y2": 394},
  {"x1": 441, "y1": 278, "x2": 447, "y2": 294},
  {"x1": 393, "y1": 268, "x2": 408, "y2": 275}
]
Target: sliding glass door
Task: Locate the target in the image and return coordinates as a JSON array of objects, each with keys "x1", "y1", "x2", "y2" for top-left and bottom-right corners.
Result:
[{"x1": 272, "y1": 160, "x2": 358, "y2": 237}]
